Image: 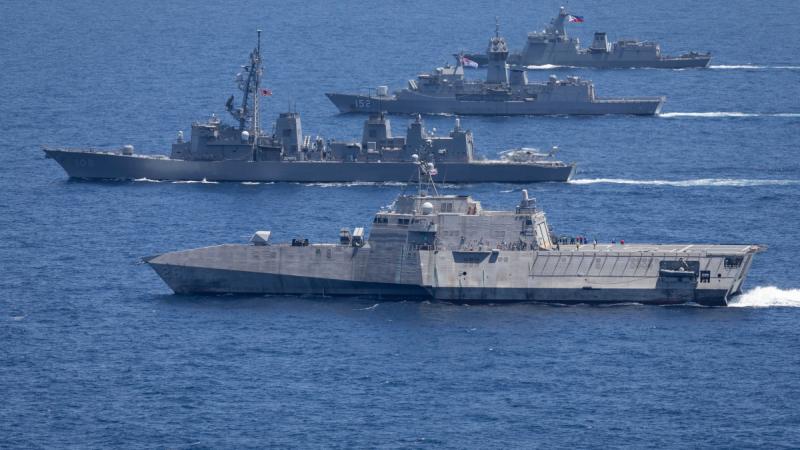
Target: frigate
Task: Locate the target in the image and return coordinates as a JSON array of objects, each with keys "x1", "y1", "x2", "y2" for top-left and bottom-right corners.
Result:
[
  {"x1": 43, "y1": 32, "x2": 572, "y2": 183},
  {"x1": 327, "y1": 26, "x2": 664, "y2": 116},
  {"x1": 146, "y1": 162, "x2": 763, "y2": 306},
  {"x1": 461, "y1": 7, "x2": 711, "y2": 69}
]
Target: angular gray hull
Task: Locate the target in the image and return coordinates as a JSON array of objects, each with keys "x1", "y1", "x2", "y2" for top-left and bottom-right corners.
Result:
[
  {"x1": 44, "y1": 149, "x2": 574, "y2": 183},
  {"x1": 149, "y1": 262, "x2": 732, "y2": 306},
  {"x1": 326, "y1": 93, "x2": 664, "y2": 116},
  {"x1": 146, "y1": 243, "x2": 759, "y2": 307}
]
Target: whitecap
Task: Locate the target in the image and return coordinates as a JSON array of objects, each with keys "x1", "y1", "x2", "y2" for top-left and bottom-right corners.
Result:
[
  {"x1": 355, "y1": 303, "x2": 380, "y2": 311},
  {"x1": 172, "y1": 178, "x2": 219, "y2": 184},
  {"x1": 524, "y1": 64, "x2": 570, "y2": 70}
]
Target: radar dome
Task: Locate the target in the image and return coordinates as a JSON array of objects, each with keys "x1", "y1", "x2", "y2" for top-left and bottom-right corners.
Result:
[
  {"x1": 422, "y1": 202, "x2": 434, "y2": 215},
  {"x1": 241, "y1": 130, "x2": 250, "y2": 142}
]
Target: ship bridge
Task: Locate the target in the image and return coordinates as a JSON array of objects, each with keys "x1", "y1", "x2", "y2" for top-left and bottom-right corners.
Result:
[{"x1": 370, "y1": 191, "x2": 555, "y2": 252}]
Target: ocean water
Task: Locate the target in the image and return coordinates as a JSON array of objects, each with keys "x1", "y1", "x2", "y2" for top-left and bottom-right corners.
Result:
[{"x1": 2, "y1": 0, "x2": 800, "y2": 447}]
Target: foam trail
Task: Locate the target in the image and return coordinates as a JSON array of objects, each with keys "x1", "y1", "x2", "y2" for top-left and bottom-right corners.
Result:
[
  {"x1": 172, "y1": 178, "x2": 219, "y2": 184},
  {"x1": 355, "y1": 303, "x2": 380, "y2": 311},
  {"x1": 133, "y1": 177, "x2": 162, "y2": 183},
  {"x1": 709, "y1": 64, "x2": 800, "y2": 70},
  {"x1": 525, "y1": 64, "x2": 570, "y2": 70},
  {"x1": 569, "y1": 178, "x2": 800, "y2": 187},
  {"x1": 729, "y1": 286, "x2": 800, "y2": 308},
  {"x1": 303, "y1": 181, "x2": 407, "y2": 188},
  {"x1": 659, "y1": 112, "x2": 800, "y2": 118}
]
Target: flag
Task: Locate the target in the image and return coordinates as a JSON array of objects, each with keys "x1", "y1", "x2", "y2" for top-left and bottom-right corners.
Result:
[
  {"x1": 260, "y1": 88, "x2": 272, "y2": 96},
  {"x1": 429, "y1": 168, "x2": 438, "y2": 176},
  {"x1": 461, "y1": 56, "x2": 479, "y2": 69},
  {"x1": 568, "y1": 15, "x2": 584, "y2": 23}
]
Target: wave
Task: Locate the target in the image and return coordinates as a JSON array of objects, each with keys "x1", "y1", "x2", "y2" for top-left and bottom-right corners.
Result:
[
  {"x1": 659, "y1": 112, "x2": 800, "y2": 118},
  {"x1": 354, "y1": 303, "x2": 380, "y2": 311},
  {"x1": 729, "y1": 286, "x2": 800, "y2": 308},
  {"x1": 241, "y1": 181, "x2": 275, "y2": 185},
  {"x1": 133, "y1": 177, "x2": 162, "y2": 183},
  {"x1": 709, "y1": 64, "x2": 800, "y2": 70},
  {"x1": 302, "y1": 181, "x2": 408, "y2": 187},
  {"x1": 171, "y1": 178, "x2": 219, "y2": 184},
  {"x1": 569, "y1": 178, "x2": 800, "y2": 187},
  {"x1": 524, "y1": 64, "x2": 570, "y2": 70}
]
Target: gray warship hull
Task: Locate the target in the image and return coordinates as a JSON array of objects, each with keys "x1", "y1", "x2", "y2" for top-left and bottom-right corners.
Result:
[
  {"x1": 44, "y1": 148, "x2": 574, "y2": 183},
  {"x1": 326, "y1": 93, "x2": 663, "y2": 116},
  {"x1": 463, "y1": 53, "x2": 711, "y2": 69},
  {"x1": 146, "y1": 243, "x2": 758, "y2": 307}
]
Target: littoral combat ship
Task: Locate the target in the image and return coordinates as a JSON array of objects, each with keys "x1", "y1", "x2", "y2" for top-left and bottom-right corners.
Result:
[
  {"x1": 44, "y1": 32, "x2": 572, "y2": 183},
  {"x1": 146, "y1": 162, "x2": 763, "y2": 306},
  {"x1": 327, "y1": 26, "x2": 664, "y2": 116},
  {"x1": 462, "y1": 7, "x2": 711, "y2": 69}
]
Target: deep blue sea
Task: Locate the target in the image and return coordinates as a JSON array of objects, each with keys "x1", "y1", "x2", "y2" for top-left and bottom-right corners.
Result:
[{"x1": 2, "y1": 0, "x2": 800, "y2": 447}]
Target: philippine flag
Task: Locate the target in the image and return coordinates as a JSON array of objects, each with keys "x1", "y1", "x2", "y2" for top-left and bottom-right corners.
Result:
[
  {"x1": 461, "y1": 56, "x2": 479, "y2": 69},
  {"x1": 568, "y1": 15, "x2": 584, "y2": 23}
]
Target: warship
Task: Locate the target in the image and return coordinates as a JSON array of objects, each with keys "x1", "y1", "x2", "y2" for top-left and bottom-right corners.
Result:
[
  {"x1": 146, "y1": 162, "x2": 763, "y2": 306},
  {"x1": 44, "y1": 32, "x2": 572, "y2": 183},
  {"x1": 461, "y1": 7, "x2": 711, "y2": 69},
  {"x1": 327, "y1": 25, "x2": 665, "y2": 116}
]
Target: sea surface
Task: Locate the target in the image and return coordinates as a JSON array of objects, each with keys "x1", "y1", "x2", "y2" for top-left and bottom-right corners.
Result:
[{"x1": 2, "y1": 0, "x2": 800, "y2": 447}]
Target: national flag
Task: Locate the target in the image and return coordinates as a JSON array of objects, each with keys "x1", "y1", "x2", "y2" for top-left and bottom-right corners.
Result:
[
  {"x1": 260, "y1": 88, "x2": 272, "y2": 96},
  {"x1": 429, "y1": 168, "x2": 438, "y2": 176},
  {"x1": 461, "y1": 56, "x2": 479, "y2": 69},
  {"x1": 568, "y1": 15, "x2": 584, "y2": 23}
]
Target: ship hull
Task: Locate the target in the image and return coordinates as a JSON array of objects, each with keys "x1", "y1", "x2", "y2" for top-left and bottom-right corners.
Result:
[
  {"x1": 43, "y1": 149, "x2": 574, "y2": 183},
  {"x1": 146, "y1": 245, "x2": 758, "y2": 307},
  {"x1": 326, "y1": 93, "x2": 663, "y2": 116},
  {"x1": 464, "y1": 53, "x2": 711, "y2": 69},
  {"x1": 147, "y1": 262, "x2": 733, "y2": 307}
]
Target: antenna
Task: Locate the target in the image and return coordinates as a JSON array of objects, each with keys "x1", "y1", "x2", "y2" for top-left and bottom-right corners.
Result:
[
  {"x1": 415, "y1": 157, "x2": 439, "y2": 197},
  {"x1": 253, "y1": 29, "x2": 262, "y2": 145},
  {"x1": 495, "y1": 16, "x2": 500, "y2": 38}
]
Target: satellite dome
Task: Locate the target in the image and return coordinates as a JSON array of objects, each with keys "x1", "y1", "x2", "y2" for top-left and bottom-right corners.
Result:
[
  {"x1": 241, "y1": 130, "x2": 250, "y2": 142},
  {"x1": 421, "y1": 202, "x2": 434, "y2": 215}
]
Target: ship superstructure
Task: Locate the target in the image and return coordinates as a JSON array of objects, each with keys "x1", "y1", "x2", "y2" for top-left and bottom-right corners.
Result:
[{"x1": 461, "y1": 7, "x2": 711, "y2": 69}]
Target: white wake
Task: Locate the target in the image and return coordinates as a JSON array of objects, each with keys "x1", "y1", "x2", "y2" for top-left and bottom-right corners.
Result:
[
  {"x1": 569, "y1": 178, "x2": 799, "y2": 187},
  {"x1": 524, "y1": 64, "x2": 569, "y2": 70},
  {"x1": 709, "y1": 64, "x2": 800, "y2": 70},
  {"x1": 729, "y1": 286, "x2": 800, "y2": 308},
  {"x1": 171, "y1": 178, "x2": 218, "y2": 184},
  {"x1": 659, "y1": 112, "x2": 800, "y2": 118}
]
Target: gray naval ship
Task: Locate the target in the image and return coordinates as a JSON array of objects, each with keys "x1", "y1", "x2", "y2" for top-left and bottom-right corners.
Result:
[
  {"x1": 327, "y1": 26, "x2": 664, "y2": 116},
  {"x1": 462, "y1": 7, "x2": 711, "y2": 69},
  {"x1": 146, "y1": 163, "x2": 763, "y2": 306},
  {"x1": 44, "y1": 32, "x2": 572, "y2": 183}
]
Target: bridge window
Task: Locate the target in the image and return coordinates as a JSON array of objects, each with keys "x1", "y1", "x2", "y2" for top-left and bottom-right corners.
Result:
[{"x1": 724, "y1": 256, "x2": 743, "y2": 268}]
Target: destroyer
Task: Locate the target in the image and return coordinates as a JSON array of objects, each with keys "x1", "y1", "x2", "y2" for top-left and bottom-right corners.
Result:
[
  {"x1": 44, "y1": 32, "x2": 572, "y2": 183},
  {"x1": 462, "y1": 7, "x2": 711, "y2": 69},
  {"x1": 327, "y1": 25, "x2": 664, "y2": 116},
  {"x1": 147, "y1": 162, "x2": 762, "y2": 306}
]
